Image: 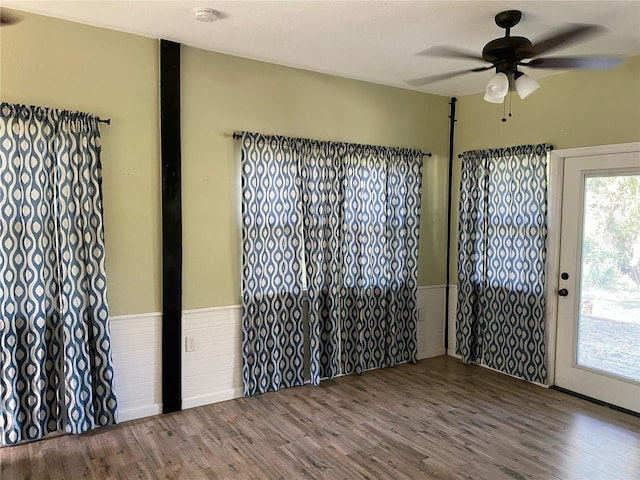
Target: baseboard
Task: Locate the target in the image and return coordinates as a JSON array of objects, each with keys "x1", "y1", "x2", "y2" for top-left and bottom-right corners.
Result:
[
  {"x1": 118, "y1": 404, "x2": 162, "y2": 423},
  {"x1": 182, "y1": 387, "x2": 244, "y2": 409},
  {"x1": 418, "y1": 347, "x2": 446, "y2": 360}
]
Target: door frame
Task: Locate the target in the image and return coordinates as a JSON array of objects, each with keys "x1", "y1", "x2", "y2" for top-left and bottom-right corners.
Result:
[{"x1": 546, "y1": 142, "x2": 640, "y2": 387}]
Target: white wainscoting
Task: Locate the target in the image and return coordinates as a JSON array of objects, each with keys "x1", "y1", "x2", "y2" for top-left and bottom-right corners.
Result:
[
  {"x1": 109, "y1": 312, "x2": 162, "y2": 422},
  {"x1": 447, "y1": 284, "x2": 460, "y2": 357},
  {"x1": 109, "y1": 285, "x2": 449, "y2": 422},
  {"x1": 416, "y1": 285, "x2": 446, "y2": 359},
  {"x1": 182, "y1": 305, "x2": 244, "y2": 409}
]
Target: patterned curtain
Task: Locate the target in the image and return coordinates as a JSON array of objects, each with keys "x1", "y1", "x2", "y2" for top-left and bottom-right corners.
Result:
[
  {"x1": 0, "y1": 103, "x2": 117, "y2": 445},
  {"x1": 298, "y1": 140, "x2": 344, "y2": 383},
  {"x1": 299, "y1": 141, "x2": 422, "y2": 381},
  {"x1": 241, "y1": 131, "x2": 423, "y2": 392},
  {"x1": 383, "y1": 148, "x2": 423, "y2": 369},
  {"x1": 337, "y1": 145, "x2": 422, "y2": 376},
  {"x1": 240, "y1": 132, "x2": 306, "y2": 396},
  {"x1": 456, "y1": 144, "x2": 549, "y2": 384}
]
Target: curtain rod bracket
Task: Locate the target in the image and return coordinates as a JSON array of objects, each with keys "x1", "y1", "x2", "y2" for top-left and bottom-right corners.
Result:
[{"x1": 98, "y1": 118, "x2": 111, "y2": 125}]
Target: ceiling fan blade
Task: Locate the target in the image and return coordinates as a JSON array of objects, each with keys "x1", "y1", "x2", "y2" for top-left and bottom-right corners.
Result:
[
  {"x1": 416, "y1": 46, "x2": 485, "y2": 63},
  {"x1": 0, "y1": 9, "x2": 21, "y2": 26},
  {"x1": 471, "y1": 66, "x2": 494, "y2": 73},
  {"x1": 525, "y1": 56, "x2": 624, "y2": 69},
  {"x1": 405, "y1": 67, "x2": 491, "y2": 87},
  {"x1": 528, "y1": 24, "x2": 605, "y2": 57}
]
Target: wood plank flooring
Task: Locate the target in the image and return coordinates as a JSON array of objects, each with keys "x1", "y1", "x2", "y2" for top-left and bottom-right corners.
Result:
[{"x1": 2, "y1": 356, "x2": 639, "y2": 479}]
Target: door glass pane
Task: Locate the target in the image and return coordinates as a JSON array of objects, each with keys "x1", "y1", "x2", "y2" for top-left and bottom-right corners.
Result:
[{"x1": 577, "y1": 174, "x2": 640, "y2": 382}]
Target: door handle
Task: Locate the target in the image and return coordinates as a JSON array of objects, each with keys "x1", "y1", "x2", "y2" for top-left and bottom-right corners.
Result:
[{"x1": 558, "y1": 288, "x2": 569, "y2": 297}]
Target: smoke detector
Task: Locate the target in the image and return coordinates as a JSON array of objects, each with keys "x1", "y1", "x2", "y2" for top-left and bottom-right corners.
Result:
[{"x1": 194, "y1": 8, "x2": 218, "y2": 22}]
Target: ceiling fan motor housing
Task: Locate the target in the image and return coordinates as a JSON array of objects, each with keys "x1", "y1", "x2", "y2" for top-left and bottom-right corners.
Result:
[{"x1": 482, "y1": 36, "x2": 533, "y2": 67}]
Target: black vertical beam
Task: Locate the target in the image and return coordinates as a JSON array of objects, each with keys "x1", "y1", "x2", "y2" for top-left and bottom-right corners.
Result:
[
  {"x1": 444, "y1": 97, "x2": 457, "y2": 355},
  {"x1": 160, "y1": 39, "x2": 182, "y2": 414}
]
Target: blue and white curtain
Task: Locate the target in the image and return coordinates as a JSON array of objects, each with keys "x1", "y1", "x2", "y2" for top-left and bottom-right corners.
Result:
[
  {"x1": 456, "y1": 144, "x2": 549, "y2": 384},
  {"x1": 240, "y1": 133, "x2": 306, "y2": 396},
  {"x1": 297, "y1": 140, "x2": 344, "y2": 383},
  {"x1": 241, "y1": 132, "x2": 423, "y2": 393},
  {"x1": 0, "y1": 103, "x2": 117, "y2": 445},
  {"x1": 301, "y1": 143, "x2": 422, "y2": 380}
]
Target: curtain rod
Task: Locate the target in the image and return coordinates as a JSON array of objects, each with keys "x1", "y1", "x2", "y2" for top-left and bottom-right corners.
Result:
[
  {"x1": 98, "y1": 117, "x2": 111, "y2": 125},
  {"x1": 457, "y1": 145, "x2": 554, "y2": 158},
  {"x1": 232, "y1": 132, "x2": 432, "y2": 157}
]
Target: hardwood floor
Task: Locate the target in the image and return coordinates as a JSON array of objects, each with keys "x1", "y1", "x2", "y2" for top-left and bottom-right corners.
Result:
[{"x1": 2, "y1": 356, "x2": 639, "y2": 479}]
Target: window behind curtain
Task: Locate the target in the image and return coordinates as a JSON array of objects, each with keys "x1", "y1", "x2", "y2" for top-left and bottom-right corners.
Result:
[
  {"x1": 241, "y1": 132, "x2": 423, "y2": 393},
  {"x1": 456, "y1": 144, "x2": 549, "y2": 384}
]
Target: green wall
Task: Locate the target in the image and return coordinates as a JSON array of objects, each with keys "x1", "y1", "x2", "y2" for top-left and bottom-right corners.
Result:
[
  {"x1": 450, "y1": 56, "x2": 640, "y2": 279},
  {"x1": 181, "y1": 47, "x2": 450, "y2": 308},
  {"x1": 1, "y1": 10, "x2": 451, "y2": 314}
]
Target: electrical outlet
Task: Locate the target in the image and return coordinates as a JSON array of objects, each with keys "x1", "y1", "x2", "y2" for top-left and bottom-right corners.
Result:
[
  {"x1": 418, "y1": 308, "x2": 425, "y2": 323},
  {"x1": 185, "y1": 336, "x2": 196, "y2": 352}
]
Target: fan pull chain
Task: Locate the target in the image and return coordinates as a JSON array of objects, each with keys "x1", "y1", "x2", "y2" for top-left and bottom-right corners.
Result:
[
  {"x1": 502, "y1": 97, "x2": 507, "y2": 122},
  {"x1": 501, "y1": 91, "x2": 513, "y2": 123},
  {"x1": 509, "y1": 91, "x2": 513, "y2": 119}
]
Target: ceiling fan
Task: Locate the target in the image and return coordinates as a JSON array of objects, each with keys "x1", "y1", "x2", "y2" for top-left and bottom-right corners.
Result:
[{"x1": 407, "y1": 10, "x2": 623, "y2": 106}]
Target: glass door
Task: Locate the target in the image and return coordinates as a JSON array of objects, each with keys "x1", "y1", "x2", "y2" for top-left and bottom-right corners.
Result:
[{"x1": 555, "y1": 149, "x2": 640, "y2": 413}]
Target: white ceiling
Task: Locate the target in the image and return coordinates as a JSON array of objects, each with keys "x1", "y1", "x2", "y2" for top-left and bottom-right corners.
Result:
[{"x1": 3, "y1": 1, "x2": 640, "y2": 96}]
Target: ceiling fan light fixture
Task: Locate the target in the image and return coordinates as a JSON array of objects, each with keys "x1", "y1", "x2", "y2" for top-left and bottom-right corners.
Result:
[
  {"x1": 483, "y1": 91, "x2": 505, "y2": 103},
  {"x1": 484, "y1": 72, "x2": 509, "y2": 103},
  {"x1": 515, "y1": 73, "x2": 540, "y2": 99}
]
